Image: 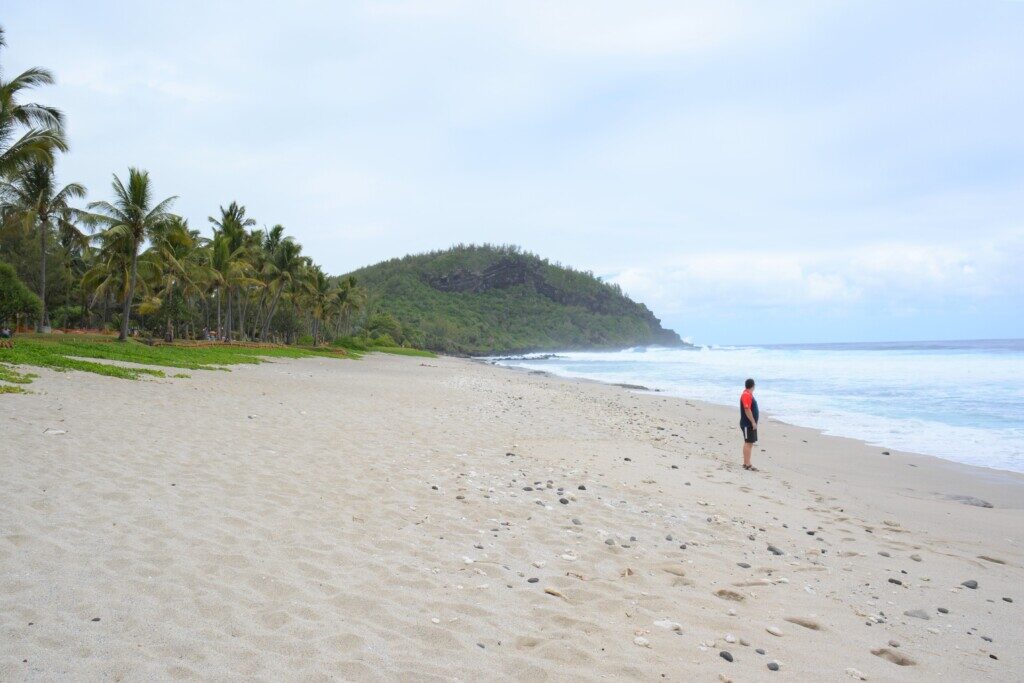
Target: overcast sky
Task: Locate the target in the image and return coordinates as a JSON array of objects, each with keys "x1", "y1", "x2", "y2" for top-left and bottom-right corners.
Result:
[{"x1": 4, "y1": 1, "x2": 1022, "y2": 344}]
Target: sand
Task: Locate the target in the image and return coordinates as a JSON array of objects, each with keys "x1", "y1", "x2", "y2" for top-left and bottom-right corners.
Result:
[{"x1": 1, "y1": 353, "x2": 1022, "y2": 681}]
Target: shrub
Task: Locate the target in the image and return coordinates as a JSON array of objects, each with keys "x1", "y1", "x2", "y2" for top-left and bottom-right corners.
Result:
[{"x1": 0, "y1": 261, "x2": 42, "y2": 324}]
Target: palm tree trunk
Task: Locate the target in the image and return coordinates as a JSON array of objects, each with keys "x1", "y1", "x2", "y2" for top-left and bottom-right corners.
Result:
[
  {"x1": 225, "y1": 287, "x2": 233, "y2": 342},
  {"x1": 119, "y1": 239, "x2": 140, "y2": 341},
  {"x1": 216, "y1": 288, "x2": 221, "y2": 339},
  {"x1": 262, "y1": 284, "x2": 284, "y2": 341},
  {"x1": 37, "y1": 216, "x2": 49, "y2": 332}
]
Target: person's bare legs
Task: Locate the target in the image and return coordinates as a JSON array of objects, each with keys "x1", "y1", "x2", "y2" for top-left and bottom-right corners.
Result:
[{"x1": 743, "y1": 441, "x2": 753, "y2": 468}]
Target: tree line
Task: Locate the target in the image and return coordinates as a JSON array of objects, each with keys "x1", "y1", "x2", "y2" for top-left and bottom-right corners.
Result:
[{"x1": 0, "y1": 25, "x2": 378, "y2": 345}]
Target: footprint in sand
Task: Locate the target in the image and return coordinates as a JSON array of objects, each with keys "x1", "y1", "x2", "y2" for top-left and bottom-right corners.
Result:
[
  {"x1": 784, "y1": 617, "x2": 822, "y2": 630},
  {"x1": 871, "y1": 648, "x2": 916, "y2": 666}
]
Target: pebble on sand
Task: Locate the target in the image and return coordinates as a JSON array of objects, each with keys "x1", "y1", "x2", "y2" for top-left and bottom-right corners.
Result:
[
  {"x1": 903, "y1": 609, "x2": 930, "y2": 620},
  {"x1": 766, "y1": 626, "x2": 783, "y2": 636},
  {"x1": 961, "y1": 580, "x2": 978, "y2": 589},
  {"x1": 767, "y1": 661, "x2": 780, "y2": 671},
  {"x1": 719, "y1": 651, "x2": 733, "y2": 662},
  {"x1": 767, "y1": 545, "x2": 784, "y2": 556}
]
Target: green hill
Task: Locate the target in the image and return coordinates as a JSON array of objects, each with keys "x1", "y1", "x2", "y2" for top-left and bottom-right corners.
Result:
[{"x1": 345, "y1": 244, "x2": 685, "y2": 355}]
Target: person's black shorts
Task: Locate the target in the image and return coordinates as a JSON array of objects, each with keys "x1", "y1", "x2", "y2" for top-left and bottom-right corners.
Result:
[{"x1": 741, "y1": 425, "x2": 758, "y2": 443}]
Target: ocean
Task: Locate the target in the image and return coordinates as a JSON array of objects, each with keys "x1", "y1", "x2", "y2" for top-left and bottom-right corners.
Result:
[{"x1": 490, "y1": 339, "x2": 1024, "y2": 474}]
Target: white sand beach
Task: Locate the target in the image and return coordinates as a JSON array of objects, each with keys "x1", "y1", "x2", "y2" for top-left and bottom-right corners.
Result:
[{"x1": 2, "y1": 354, "x2": 1022, "y2": 681}]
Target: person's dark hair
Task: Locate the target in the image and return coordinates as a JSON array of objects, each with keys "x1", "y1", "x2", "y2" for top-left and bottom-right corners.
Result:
[{"x1": 745, "y1": 378, "x2": 755, "y2": 389}]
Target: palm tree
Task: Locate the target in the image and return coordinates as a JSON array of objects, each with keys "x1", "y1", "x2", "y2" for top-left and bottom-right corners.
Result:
[
  {"x1": 0, "y1": 26, "x2": 66, "y2": 178},
  {"x1": 260, "y1": 237, "x2": 304, "y2": 342},
  {"x1": 86, "y1": 168, "x2": 177, "y2": 340},
  {"x1": 306, "y1": 266, "x2": 337, "y2": 345},
  {"x1": 208, "y1": 201, "x2": 255, "y2": 341},
  {"x1": 139, "y1": 217, "x2": 211, "y2": 341},
  {"x1": 0, "y1": 161, "x2": 85, "y2": 330}
]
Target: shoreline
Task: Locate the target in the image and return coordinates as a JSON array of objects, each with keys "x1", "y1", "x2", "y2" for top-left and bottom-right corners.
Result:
[
  {"x1": 483, "y1": 357, "x2": 1024, "y2": 480},
  {"x1": 2, "y1": 353, "x2": 1021, "y2": 680}
]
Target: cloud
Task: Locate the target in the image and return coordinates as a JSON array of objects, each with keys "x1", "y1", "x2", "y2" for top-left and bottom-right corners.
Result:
[{"x1": 607, "y1": 231, "x2": 1024, "y2": 318}]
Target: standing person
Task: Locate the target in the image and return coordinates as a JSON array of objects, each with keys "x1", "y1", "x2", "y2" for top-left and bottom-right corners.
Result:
[{"x1": 740, "y1": 378, "x2": 759, "y2": 471}]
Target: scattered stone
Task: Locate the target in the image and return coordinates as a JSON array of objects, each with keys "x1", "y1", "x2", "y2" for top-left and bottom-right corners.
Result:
[
  {"x1": 578, "y1": 485, "x2": 586, "y2": 490},
  {"x1": 766, "y1": 625, "x2": 783, "y2": 636},
  {"x1": 937, "y1": 607, "x2": 949, "y2": 614},
  {"x1": 737, "y1": 562, "x2": 751, "y2": 569},
  {"x1": 961, "y1": 580, "x2": 978, "y2": 589},
  {"x1": 634, "y1": 636, "x2": 650, "y2": 648},
  {"x1": 572, "y1": 518, "x2": 582, "y2": 525},
  {"x1": 767, "y1": 545, "x2": 784, "y2": 556},
  {"x1": 559, "y1": 498, "x2": 569, "y2": 505},
  {"x1": 768, "y1": 661, "x2": 780, "y2": 671},
  {"x1": 888, "y1": 578, "x2": 902, "y2": 586},
  {"x1": 903, "y1": 609, "x2": 930, "y2": 620},
  {"x1": 888, "y1": 640, "x2": 900, "y2": 648},
  {"x1": 881, "y1": 451, "x2": 890, "y2": 455},
  {"x1": 756, "y1": 648, "x2": 766, "y2": 655},
  {"x1": 845, "y1": 667, "x2": 867, "y2": 680},
  {"x1": 1003, "y1": 597, "x2": 1013, "y2": 603},
  {"x1": 910, "y1": 554, "x2": 922, "y2": 562},
  {"x1": 719, "y1": 651, "x2": 733, "y2": 663},
  {"x1": 724, "y1": 634, "x2": 736, "y2": 643},
  {"x1": 91, "y1": 617, "x2": 100, "y2": 622},
  {"x1": 605, "y1": 538, "x2": 616, "y2": 546},
  {"x1": 878, "y1": 551, "x2": 890, "y2": 558},
  {"x1": 527, "y1": 577, "x2": 539, "y2": 583}
]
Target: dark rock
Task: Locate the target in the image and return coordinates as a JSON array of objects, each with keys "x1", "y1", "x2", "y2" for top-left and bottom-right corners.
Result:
[
  {"x1": 767, "y1": 545, "x2": 784, "y2": 556},
  {"x1": 879, "y1": 551, "x2": 891, "y2": 557},
  {"x1": 1003, "y1": 597, "x2": 1013, "y2": 603},
  {"x1": 527, "y1": 577, "x2": 539, "y2": 583},
  {"x1": 624, "y1": 457, "x2": 631, "y2": 462},
  {"x1": 578, "y1": 485, "x2": 586, "y2": 490},
  {"x1": 888, "y1": 578, "x2": 902, "y2": 586},
  {"x1": 91, "y1": 617, "x2": 100, "y2": 622},
  {"x1": 719, "y1": 651, "x2": 733, "y2": 663},
  {"x1": 768, "y1": 661, "x2": 780, "y2": 671},
  {"x1": 605, "y1": 538, "x2": 616, "y2": 545},
  {"x1": 961, "y1": 580, "x2": 978, "y2": 589},
  {"x1": 756, "y1": 648, "x2": 766, "y2": 655},
  {"x1": 937, "y1": 607, "x2": 949, "y2": 614},
  {"x1": 738, "y1": 562, "x2": 751, "y2": 569},
  {"x1": 559, "y1": 498, "x2": 569, "y2": 505},
  {"x1": 572, "y1": 518, "x2": 582, "y2": 525},
  {"x1": 904, "y1": 609, "x2": 930, "y2": 620}
]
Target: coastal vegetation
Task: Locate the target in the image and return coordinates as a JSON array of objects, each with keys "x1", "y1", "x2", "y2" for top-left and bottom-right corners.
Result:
[
  {"x1": 0, "y1": 25, "x2": 374, "y2": 350},
  {"x1": 347, "y1": 244, "x2": 683, "y2": 355},
  {"x1": 0, "y1": 334, "x2": 433, "y2": 391}
]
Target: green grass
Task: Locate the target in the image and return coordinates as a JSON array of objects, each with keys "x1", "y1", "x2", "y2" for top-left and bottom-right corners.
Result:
[
  {"x1": 0, "y1": 384, "x2": 27, "y2": 394},
  {"x1": 0, "y1": 364, "x2": 37, "y2": 384},
  {"x1": 0, "y1": 335, "x2": 347, "y2": 390}
]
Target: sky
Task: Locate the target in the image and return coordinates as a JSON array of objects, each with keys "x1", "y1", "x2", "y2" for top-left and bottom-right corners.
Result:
[{"x1": 3, "y1": 1, "x2": 1023, "y2": 345}]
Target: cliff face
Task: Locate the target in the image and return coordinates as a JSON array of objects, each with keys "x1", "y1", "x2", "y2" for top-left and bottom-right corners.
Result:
[{"x1": 347, "y1": 245, "x2": 685, "y2": 354}]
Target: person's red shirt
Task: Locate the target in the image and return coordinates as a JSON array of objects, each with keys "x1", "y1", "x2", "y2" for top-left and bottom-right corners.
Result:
[{"x1": 741, "y1": 389, "x2": 753, "y2": 410}]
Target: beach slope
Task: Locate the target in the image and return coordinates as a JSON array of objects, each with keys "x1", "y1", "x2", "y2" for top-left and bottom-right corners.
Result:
[{"x1": 1, "y1": 354, "x2": 1021, "y2": 680}]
